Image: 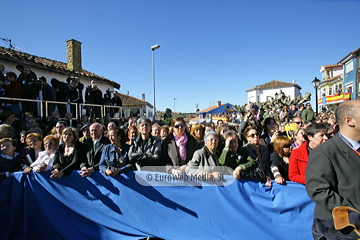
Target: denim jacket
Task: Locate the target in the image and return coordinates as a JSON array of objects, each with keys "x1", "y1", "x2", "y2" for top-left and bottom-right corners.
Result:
[{"x1": 99, "y1": 144, "x2": 130, "y2": 174}]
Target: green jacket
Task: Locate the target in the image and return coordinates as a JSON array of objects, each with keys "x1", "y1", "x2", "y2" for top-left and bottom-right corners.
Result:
[
  {"x1": 218, "y1": 146, "x2": 256, "y2": 174},
  {"x1": 302, "y1": 108, "x2": 315, "y2": 121}
]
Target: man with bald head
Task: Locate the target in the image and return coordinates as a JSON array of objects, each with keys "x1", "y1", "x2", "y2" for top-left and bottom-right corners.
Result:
[
  {"x1": 80, "y1": 123, "x2": 110, "y2": 177},
  {"x1": 292, "y1": 117, "x2": 303, "y2": 128},
  {"x1": 306, "y1": 100, "x2": 360, "y2": 238}
]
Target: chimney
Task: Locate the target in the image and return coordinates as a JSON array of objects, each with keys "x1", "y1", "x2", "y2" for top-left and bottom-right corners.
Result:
[
  {"x1": 66, "y1": 39, "x2": 82, "y2": 72},
  {"x1": 292, "y1": 79, "x2": 296, "y2": 84},
  {"x1": 217, "y1": 101, "x2": 221, "y2": 107},
  {"x1": 142, "y1": 94, "x2": 145, "y2": 101}
]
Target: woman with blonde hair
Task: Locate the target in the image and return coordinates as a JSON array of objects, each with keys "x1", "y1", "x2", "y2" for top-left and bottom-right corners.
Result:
[
  {"x1": 270, "y1": 136, "x2": 292, "y2": 185},
  {"x1": 190, "y1": 123, "x2": 204, "y2": 148},
  {"x1": 292, "y1": 127, "x2": 307, "y2": 149},
  {"x1": 50, "y1": 127, "x2": 84, "y2": 179}
]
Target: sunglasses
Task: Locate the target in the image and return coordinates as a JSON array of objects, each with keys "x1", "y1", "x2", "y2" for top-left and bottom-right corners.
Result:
[
  {"x1": 283, "y1": 144, "x2": 292, "y2": 148},
  {"x1": 174, "y1": 123, "x2": 185, "y2": 129},
  {"x1": 326, "y1": 132, "x2": 334, "y2": 138},
  {"x1": 247, "y1": 134, "x2": 258, "y2": 138},
  {"x1": 294, "y1": 122, "x2": 302, "y2": 125}
]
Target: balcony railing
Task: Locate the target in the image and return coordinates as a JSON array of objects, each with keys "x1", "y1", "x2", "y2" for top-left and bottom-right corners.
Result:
[{"x1": 0, "y1": 97, "x2": 123, "y2": 120}]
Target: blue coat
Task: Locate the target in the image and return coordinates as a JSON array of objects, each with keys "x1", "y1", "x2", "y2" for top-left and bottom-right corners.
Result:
[{"x1": 99, "y1": 144, "x2": 131, "y2": 174}]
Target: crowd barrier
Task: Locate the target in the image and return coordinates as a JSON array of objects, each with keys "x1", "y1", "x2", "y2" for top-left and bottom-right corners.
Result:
[
  {"x1": 0, "y1": 171, "x2": 314, "y2": 240},
  {"x1": 0, "y1": 97, "x2": 123, "y2": 120}
]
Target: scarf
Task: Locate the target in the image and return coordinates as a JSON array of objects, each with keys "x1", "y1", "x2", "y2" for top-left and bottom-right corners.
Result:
[{"x1": 173, "y1": 133, "x2": 188, "y2": 161}]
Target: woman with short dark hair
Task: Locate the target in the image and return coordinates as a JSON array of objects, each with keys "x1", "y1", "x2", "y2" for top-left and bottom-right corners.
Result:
[
  {"x1": 289, "y1": 123, "x2": 329, "y2": 184},
  {"x1": 0, "y1": 138, "x2": 22, "y2": 181},
  {"x1": 219, "y1": 130, "x2": 256, "y2": 179},
  {"x1": 242, "y1": 126, "x2": 272, "y2": 186}
]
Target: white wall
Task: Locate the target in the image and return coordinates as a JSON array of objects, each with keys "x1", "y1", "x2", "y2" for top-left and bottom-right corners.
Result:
[
  {"x1": 146, "y1": 105, "x2": 154, "y2": 118},
  {"x1": 247, "y1": 86, "x2": 300, "y2": 104},
  {"x1": 333, "y1": 67, "x2": 343, "y2": 77}
]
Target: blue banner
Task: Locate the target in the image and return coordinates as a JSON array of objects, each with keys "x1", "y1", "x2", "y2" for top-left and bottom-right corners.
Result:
[{"x1": 0, "y1": 171, "x2": 314, "y2": 240}]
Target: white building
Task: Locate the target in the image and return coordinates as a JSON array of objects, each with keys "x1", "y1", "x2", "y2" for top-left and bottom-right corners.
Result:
[{"x1": 246, "y1": 80, "x2": 301, "y2": 104}]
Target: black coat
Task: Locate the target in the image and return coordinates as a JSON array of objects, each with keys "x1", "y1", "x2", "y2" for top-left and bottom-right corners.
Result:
[
  {"x1": 306, "y1": 134, "x2": 360, "y2": 220},
  {"x1": 0, "y1": 155, "x2": 24, "y2": 181},
  {"x1": 41, "y1": 84, "x2": 56, "y2": 101},
  {"x1": 53, "y1": 142, "x2": 84, "y2": 175},
  {"x1": 89, "y1": 89, "x2": 103, "y2": 105},
  {"x1": 161, "y1": 132, "x2": 199, "y2": 174},
  {"x1": 80, "y1": 136, "x2": 110, "y2": 171},
  {"x1": 269, "y1": 152, "x2": 289, "y2": 180}
]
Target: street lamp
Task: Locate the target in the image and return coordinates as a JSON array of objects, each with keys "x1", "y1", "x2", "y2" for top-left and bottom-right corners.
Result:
[
  {"x1": 174, "y1": 98, "x2": 177, "y2": 118},
  {"x1": 151, "y1": 44, "x2": 160, "y2": 121},
  {"x1": 312, "y1": 77, "x2": 321, "y2": 114}
]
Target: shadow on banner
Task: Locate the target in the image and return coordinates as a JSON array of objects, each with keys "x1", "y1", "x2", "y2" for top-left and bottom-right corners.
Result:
[{"x1": 0, "y1": 171, "x2": 314, "y2": 240}]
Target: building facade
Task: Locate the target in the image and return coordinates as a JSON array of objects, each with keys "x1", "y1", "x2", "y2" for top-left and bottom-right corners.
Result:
[
  {"x1": 318, "y1": 48, "x2": 360, "y2": 111},
  {"x1": 198, "y1": 101, "x2": 233, "y2": 119},
  {"x1": 338, "y1": 47, "x2": 360, "y2": 101},
  {"x1": 246, "y1": 80, "x2": 301, "y2": 104}
]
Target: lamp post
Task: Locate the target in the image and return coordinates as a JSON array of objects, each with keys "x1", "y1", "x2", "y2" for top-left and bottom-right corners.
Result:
[
  {"x1": 151, "y1": 44, "x2": 160, "y2": 121},
  {"x1": 312, "y1": 77, "x2": 321, "y2": 114},
  {"x1": 174, "y1": 98, "x2": 177, "y2": 118}
]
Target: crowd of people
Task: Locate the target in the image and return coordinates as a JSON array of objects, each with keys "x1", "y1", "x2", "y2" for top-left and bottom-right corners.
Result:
[
  {"x1": 0, "y1": 96, "x2": 338, "y2": 187},
  {"x1": 0, "y1": 64, "x2": 122, "y2": 119}
]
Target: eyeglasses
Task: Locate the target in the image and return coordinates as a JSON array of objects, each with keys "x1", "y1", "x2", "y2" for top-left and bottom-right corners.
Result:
[
  {"x1": 174, "y1": 123, "x2": 185, "y2": 129},
  {"x1": 247, "y1": 134, "x2": 258, "y2": 138},
  {"x1": 294, "y1": 122, "x2": 303, "y2": 125}
]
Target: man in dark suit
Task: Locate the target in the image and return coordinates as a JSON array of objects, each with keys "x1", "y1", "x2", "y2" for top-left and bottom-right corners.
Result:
[
  {"x1": 306, "y1": 100, "x2": 360, "y2": 238},
  {"x1": 80, "y1": 123, "x2": 110, "y2": 177}
]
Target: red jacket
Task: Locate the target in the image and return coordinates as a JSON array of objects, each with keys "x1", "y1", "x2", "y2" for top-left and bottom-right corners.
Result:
[
  {"x1": 289, "y1": 141, "x2": 309, "y2": 184},
  {"x1": 2, "y1": 81, "x2": 22, "y2": 104}
]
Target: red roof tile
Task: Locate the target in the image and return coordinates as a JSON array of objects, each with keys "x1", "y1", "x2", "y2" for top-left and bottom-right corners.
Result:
[
  {"x1": 322, "y1": 64, "x2": 341, "y2": 68},
  {"x1": 114, "y1": 91, "x2": 153, "y2": 108},
  {"x1": 246, "y1": 80, "x2": 301, "y2": 92},
  {"x1": 0, "y1": 46, "x2": 120, "y2": 89}
]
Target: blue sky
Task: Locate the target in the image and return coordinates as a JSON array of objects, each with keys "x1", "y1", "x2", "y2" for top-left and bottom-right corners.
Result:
[{"x1": 2, "y1": 0, "x2": 360, "y2": 113}]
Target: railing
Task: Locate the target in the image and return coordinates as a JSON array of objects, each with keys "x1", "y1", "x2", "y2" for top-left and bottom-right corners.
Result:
[{"x1": 0, "y1": 97, "x2": 123, "y2": 120}]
